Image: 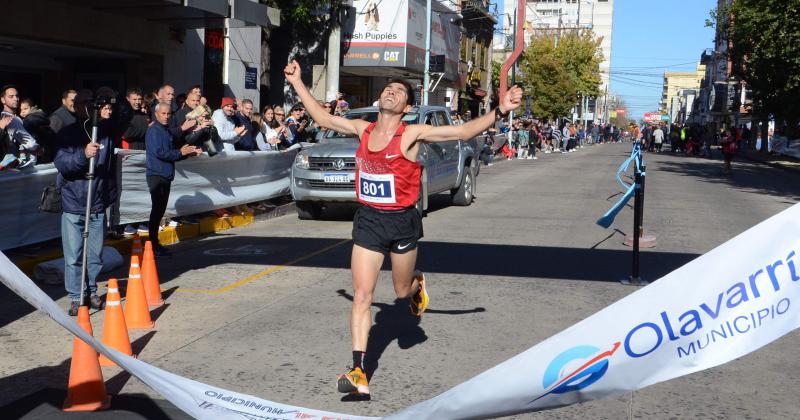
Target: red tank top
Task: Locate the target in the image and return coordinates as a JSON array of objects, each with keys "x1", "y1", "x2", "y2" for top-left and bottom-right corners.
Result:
[{"x1": 355, "y1": 122, "x2": 421, "y2": 210}]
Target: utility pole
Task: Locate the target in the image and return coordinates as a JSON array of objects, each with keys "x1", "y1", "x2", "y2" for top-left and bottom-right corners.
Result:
[
  {"x1": 423, "y1": 0, "x2": 432, "y2": 105},
  {"x1": 510, "y1": 7, "x2": 517, "y2": 121},
  {"x1": 325, "y1": 19, "x2": 341, "y2": 102}
]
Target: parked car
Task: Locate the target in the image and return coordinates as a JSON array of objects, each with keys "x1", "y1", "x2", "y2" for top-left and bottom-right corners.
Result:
[{"x1": 291, "y1": 106, "x2": 481, "y2": 219}]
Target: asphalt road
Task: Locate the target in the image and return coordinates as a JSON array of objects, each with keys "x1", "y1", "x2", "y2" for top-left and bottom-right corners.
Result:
[{"x1": 2, "y1": 143, "x2": 799, "y2": 419}]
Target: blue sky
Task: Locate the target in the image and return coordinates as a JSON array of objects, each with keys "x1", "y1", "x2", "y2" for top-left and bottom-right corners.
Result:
[
  {"x1": 610, "y1": 0, "x2": 717, "y2": 119},
  {"x1": 492, "y1": 0, "x2": 717, "y2": 120}
]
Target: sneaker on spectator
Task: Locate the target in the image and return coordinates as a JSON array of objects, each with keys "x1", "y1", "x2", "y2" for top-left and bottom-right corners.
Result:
[
  {"x1": 0, "y1": 154, "x2": 19, "y2": 170},
  {"x1": 168, "y1": 219, "x2": 180, "y2": 228},
  {"x1": 88, "y1": 294, "x2": 104, "y2": 310},
  {"x1": 17, "y1": 155, "x2": 36, "y2": 169},
  {"x1": 68, "y1": 301, "x2": 80, "y2": 316},
  {"x1": 123, "y1": 225, "x2": 137, "y2": 236},
  {"x1": 214, "y1": 209, "x2": 232, "y2": 218},
  {"x1": 137, "y1": 224, "x2": 149, "y2": 234}
]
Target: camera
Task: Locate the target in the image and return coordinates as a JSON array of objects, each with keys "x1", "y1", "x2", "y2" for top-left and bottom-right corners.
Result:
[
  {"x1": 91, "y1": 95, "x2": 116, "y2": 110},
  {"x1": 185, "y1": 124, "x2": 221, "y2": 157}
]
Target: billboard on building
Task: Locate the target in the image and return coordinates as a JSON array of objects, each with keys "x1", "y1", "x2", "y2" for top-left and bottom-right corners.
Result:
[
  {"x1": 643, "y1": 112, "x2": 661, "y2": 123},
  {"x1": 343, "y1": 0, "x2": 459, "y2": 81},
  {"x1": 344, "y1": 0, "x2": 409, "y2": 67}
]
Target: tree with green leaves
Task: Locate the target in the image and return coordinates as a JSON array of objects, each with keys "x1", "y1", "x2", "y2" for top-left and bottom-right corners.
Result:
[
  {"x1": 711, "y1": 0, "x2": 800, "y2": 149},
  {"x1": 517, "y1": 31, "x2": 603, "y2": 121},
  {"x1": 261, "y1": 1, "x2": 348, "y2": 104}
]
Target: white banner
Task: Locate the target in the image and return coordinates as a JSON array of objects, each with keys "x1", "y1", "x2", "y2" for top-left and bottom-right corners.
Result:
[
  {"x1": 2, "y1": 203, "x2": 799, "y2": 419},
  {"x1": 118, "y1": 148, "x2": 298, "y2": 225},
  {"x1": 0, "y1": 250, "x2": 376, "y2": 420},
  {"x1": 388, "y1": 203, "x2": 800, "y2": 419}
]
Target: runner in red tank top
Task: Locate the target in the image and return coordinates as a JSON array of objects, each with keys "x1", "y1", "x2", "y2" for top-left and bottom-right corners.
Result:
[
  {"x1": 285, "y1": 60, "x2": 523, "y2": 396},
  {"x1": 355, "y1": 122, "x2": 421, "y2": 210}
]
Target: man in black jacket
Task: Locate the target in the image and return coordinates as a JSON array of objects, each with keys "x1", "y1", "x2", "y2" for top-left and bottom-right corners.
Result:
[
  {"x1": 54, "y1": 90, "x2": 118, "y2": 316},
  {"x1": 146, "y1": 102, "x2": 201, "y2": 257},
  {"x1": 118, "y1": 87, "x2": 149, "y2": 150}
]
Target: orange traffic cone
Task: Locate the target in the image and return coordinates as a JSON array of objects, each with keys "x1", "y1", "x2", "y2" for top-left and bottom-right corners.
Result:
[
  {"x1": 131, "y1": 234, "x2": 143, "y2": 260},
  {"x1": 123, "y1": 254, "x2": 154, "y2": 329},
  {"x1": 99, "y1": 278, "x2": 133, "y2": 366},
  {"x1": 63, "y1": 306, "x2": 111, "y2": 412},
  {"x1": 141, "y1": 241, "x2": 164, "y2": 307}
]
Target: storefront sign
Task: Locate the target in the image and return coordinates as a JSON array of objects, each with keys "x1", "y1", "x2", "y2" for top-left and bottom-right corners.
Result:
[{"x1": 343, "y1": 0, "x2": 459, "y2": 81}]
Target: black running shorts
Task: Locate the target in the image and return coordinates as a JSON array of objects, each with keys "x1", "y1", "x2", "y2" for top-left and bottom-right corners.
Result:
[{"x1": 352, "y1": 205, "x2": 423, "y2": 255}]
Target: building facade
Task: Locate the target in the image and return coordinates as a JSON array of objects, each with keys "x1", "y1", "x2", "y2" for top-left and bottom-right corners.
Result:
[
  {"x1": 497, "y1": 0, "x2": 614, "y2": 122},
  {"x1": 0, "y1": 0, "x2": 278, "y2": 111},
  {"x1": 458, "y1": 0, "x2": 496, "y2": 116},
  {"x1": 660, "y1": 63, "x2": 705, "y2": 118},
  {"x1": 335, "y1": 0, "x2": 461, "y2": 109},
  {"x1": 691, "y1": 0, "x2": 750, "y2": 128}
]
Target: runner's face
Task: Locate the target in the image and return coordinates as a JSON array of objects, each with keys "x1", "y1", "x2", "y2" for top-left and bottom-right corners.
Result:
[{"x1": 379, "y1": 83, "x2": 411, "y2": 114}]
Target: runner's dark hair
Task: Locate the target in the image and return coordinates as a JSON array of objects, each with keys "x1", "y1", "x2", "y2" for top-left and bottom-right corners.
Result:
[{"x1": 385, "y1": 79, "x2": 415, "y2": 106}]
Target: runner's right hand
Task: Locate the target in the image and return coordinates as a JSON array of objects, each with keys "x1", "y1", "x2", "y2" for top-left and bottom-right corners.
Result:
[{"x1": 284, "y1": 60, "x2": 301, "y2": 84}]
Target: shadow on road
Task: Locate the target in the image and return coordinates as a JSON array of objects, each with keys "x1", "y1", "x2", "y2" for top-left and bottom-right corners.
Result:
[
  {"x1": 1, "y1": 235, "x2": 700, "y2": 328},
  {"x1": 655, "y1": 155, "x2": 800, "y2": 200},
  {"x1": 0, "y1": 388, "x2": 189, "y2": 420},
  {"x1": 335, "y1": 289, "x2": 485, "y2": 399}
]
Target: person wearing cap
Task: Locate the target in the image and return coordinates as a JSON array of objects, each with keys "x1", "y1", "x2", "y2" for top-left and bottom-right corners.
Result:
[
  {"x1": 53, "y1": 89, "x2": 118, "y2": 316},
  {"x1": 212, "y1": 96, "x2": 247, "y2": 152},
  {"x1": 284, "y1": 104, "x2": 307, "y2": 145}
]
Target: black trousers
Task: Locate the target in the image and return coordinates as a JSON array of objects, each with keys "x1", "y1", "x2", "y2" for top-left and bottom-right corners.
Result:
[{"x1": 147, "y1": 175, "x2": 171, "y2": 246}]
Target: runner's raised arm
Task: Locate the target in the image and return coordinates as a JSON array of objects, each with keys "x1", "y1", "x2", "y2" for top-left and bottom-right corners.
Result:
[
  {"x1": 283, "y1": 60, "x2": 368, "y2": 137},
  {"x1": 408, "y1": 85, "x2": 523, "y2": 144}
]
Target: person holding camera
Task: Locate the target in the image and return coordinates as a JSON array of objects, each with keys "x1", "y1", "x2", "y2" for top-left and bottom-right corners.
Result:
[
  {"x1": 212, "y1": 97, "x2": 246, "y2": 152},
  {"x1": 146, "y1": 102, "x2": 202, "y2": 257},
  {"x1": 54, "y1": 90, "x2": 117, "y2": 315},
  {"x1": 285, "y1": 104, "x2": 307, "y2": 145},
  {"x1": 182, "y1": 104, "x2": 219, "y2": 156}
]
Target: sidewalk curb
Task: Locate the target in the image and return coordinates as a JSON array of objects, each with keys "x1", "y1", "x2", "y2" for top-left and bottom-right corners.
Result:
[{"x1": 13, "y1": 201, "x2": 297, "y2": 277}]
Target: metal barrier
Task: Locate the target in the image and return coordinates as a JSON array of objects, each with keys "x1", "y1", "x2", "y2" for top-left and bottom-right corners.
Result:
[{"x1": 597, "y1": 142, "x2": 649, "y2": 285}]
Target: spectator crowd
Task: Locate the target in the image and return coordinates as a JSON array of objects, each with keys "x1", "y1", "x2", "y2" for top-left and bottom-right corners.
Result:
[{"x1": 0, "y1": 82, "x2": 344, "y2": 315}]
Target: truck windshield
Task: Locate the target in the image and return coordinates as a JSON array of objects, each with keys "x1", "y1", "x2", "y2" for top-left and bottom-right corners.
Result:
[{"x1": 323, "y1": 112, "x2": 419, "y2": 141}]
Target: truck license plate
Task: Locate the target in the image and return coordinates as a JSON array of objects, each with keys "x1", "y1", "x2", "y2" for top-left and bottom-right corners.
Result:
[{"x1": 323, "y1": 173, "x2": 349, "y2": 183}]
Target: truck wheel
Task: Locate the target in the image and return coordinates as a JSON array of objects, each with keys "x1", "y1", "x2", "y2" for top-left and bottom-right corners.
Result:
[
  {"x1": 451, "y1": 166, "x2": 474, "y2": 206},
  {"x1": 296, "y1": 201, "x2": 322, "y2": 220}
]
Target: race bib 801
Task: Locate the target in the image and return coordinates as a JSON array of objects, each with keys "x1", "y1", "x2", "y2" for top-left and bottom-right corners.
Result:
[{"x1": 358, "y1": 171, "x2": 396, "y2": 204}]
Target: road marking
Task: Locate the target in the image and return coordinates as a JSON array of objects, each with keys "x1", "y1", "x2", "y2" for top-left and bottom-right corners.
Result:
[{"x1": 177, "y1": 238, "x2": 351, "y2": 294}]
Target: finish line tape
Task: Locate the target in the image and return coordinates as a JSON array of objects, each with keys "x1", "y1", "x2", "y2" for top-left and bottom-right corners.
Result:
[{"x1": 2, "y1": 202, "x2": 800, "y2": 419}]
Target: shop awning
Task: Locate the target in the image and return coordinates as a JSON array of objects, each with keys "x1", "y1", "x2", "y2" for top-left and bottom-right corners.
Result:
[{"x1": 61, "y1": 0, "x2": 279, "y2": 28}]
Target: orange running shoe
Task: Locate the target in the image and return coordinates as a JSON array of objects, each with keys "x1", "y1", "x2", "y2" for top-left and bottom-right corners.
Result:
[
  {"x1": 337, "y1": 367, "x2": 369, "y2": 395},
  {"x1": 410, "y1": 270, "x2": 429, "y2": 317}
]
